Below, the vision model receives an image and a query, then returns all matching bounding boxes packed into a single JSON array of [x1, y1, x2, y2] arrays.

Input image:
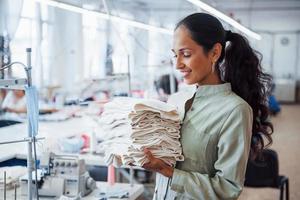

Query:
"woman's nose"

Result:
[[175, 57, 185, 69]]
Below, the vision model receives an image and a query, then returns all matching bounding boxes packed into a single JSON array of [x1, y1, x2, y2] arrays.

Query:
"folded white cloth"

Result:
[[133, 99, 180, 121], [97, 97, 184, 167]]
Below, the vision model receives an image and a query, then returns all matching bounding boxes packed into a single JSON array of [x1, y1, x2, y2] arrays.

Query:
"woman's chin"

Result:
[[183, 79, 195, 85]]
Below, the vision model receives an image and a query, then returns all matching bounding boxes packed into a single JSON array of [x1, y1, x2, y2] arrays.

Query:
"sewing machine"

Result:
[[20, 152, 96, 198]]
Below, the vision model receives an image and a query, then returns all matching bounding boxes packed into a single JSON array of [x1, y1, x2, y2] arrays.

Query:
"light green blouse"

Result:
[[153, 83, 253, 200]]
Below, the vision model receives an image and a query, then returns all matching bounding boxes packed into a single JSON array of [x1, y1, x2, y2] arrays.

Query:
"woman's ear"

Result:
[[210, 43, 222, 62]]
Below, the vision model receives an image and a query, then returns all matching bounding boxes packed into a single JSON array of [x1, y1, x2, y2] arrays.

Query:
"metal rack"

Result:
[[83, 55, 133, 98], [0, 48, 39, 200], [80, 72, 132, 100]]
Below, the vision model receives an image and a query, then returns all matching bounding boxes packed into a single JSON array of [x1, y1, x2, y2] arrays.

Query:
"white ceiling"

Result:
[[77, 0, 300, 11], [57, 0, 300, 28]]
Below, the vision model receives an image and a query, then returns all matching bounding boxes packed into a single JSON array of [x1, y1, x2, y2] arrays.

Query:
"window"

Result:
[[10, 0, 51, 87]]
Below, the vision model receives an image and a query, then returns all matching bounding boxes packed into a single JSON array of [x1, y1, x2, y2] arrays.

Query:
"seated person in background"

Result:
[[155, 74, 178, 102], [2, 90, 26, 114], [0, 89, 7, 105], [268, 82, 281, 115], [0, 90, 26, 127]]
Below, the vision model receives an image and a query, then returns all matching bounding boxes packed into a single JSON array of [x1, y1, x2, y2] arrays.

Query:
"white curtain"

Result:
[[0, 0, 24, 38], [47, 5, 83, 93]]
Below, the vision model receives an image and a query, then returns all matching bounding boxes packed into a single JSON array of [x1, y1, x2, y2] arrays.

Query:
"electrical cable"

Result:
[[33, 137, 39, 200]]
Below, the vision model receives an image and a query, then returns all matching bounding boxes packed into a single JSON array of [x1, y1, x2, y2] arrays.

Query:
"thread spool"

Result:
[[107, 164, 115, 186]]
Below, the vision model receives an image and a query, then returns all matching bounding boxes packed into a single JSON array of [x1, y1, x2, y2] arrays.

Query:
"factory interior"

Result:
[[0, 0, 299, 199]]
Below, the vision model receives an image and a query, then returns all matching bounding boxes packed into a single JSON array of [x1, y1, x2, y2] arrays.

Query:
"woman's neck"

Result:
[[197, 72, 222, 86]]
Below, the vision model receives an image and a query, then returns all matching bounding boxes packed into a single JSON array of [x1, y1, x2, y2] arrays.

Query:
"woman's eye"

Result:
[[183, 53, 191, 57]]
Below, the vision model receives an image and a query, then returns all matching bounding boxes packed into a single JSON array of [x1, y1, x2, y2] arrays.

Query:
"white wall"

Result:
[[231, 8, 300, 80], [273, 33, 298, 79], [137, 3, 300, 81]]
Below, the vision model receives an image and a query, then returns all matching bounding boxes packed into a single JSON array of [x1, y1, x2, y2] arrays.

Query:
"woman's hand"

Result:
[[3, 107, 26, 114], [142, 149, 174, 178]]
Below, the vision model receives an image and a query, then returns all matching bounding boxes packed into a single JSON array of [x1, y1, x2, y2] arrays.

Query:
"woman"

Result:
[[155, 74, 179, 102], [2, 90, 26, 114], [142, 13, 273, 199], [0, 90, 26, 127]]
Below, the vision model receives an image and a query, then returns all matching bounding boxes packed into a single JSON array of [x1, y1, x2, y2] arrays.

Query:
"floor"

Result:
[[240, 104, 300, 200], [139, 105, 300, 200]]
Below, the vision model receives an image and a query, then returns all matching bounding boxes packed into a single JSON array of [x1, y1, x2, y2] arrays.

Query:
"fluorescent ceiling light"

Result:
[[185, 0, 262, 40], [33, 0, 173, 35]]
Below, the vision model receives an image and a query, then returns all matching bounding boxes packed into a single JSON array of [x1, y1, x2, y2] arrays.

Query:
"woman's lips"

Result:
[[180, 69, 192, 78]]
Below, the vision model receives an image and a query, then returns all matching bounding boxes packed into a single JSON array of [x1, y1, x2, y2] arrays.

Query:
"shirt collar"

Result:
[[194, 83, 232, 98]]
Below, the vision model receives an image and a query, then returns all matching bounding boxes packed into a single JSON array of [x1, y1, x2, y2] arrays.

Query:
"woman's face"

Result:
[[13, 90, 25, 98], [172, 25, 215, 85]]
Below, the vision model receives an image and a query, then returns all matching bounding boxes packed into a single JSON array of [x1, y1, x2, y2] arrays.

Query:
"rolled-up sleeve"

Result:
[[170, 104, 253, 199]]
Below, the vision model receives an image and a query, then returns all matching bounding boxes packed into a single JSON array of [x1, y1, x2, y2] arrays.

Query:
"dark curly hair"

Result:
[[176, 13, 273, 160]]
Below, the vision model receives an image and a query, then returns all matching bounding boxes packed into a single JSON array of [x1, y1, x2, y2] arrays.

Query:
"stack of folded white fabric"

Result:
[[95, 98, 136, 166], [96, 97, 184, 167]]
